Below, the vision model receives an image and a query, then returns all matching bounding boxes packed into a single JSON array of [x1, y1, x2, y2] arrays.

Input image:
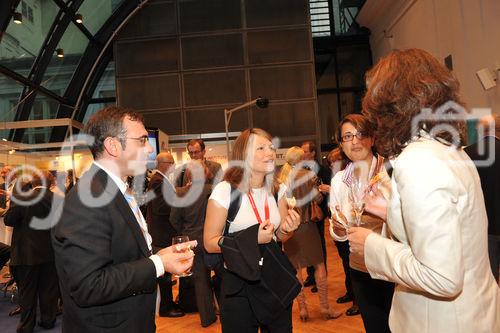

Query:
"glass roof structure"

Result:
[[0, 0, 137, 144]]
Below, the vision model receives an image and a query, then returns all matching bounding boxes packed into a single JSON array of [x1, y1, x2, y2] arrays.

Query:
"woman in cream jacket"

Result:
[[348, 49, 500, 333]]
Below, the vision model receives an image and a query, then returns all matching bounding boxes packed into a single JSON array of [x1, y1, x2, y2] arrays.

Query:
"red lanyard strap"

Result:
[[247, 191, 269, 224]]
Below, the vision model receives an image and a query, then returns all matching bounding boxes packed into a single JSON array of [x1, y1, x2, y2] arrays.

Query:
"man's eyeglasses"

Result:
[[188, 150, 202, 156], [124, 135, 149, 145], [341, 132, 367, 142]]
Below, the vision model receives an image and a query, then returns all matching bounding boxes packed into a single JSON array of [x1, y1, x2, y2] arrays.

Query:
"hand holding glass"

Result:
[[171, 235, 193, 277], [350, 178, 367, 226]]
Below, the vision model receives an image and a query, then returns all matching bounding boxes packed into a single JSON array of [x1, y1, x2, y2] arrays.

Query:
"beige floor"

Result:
[[157, 235, 365, 333]]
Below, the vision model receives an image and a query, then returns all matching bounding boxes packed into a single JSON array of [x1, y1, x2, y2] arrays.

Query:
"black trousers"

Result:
[[11, 263, 59, 333], [220, 286, 292, 333], [488, 235, 500, 282], [154, 246, 176, 313], [306, 219, 327, 279], [0, 242, 10, 268], [192, 251, 216, 326], [335, 240, 355, 302], [350, 268, 394, 333]]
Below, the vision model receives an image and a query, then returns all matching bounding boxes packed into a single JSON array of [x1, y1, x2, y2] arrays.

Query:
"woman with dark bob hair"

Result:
[[348, 49, 500, 333]]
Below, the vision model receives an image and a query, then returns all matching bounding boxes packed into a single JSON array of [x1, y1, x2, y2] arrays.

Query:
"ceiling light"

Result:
[[2, 138, 7, 142], [13, 12, 22, 24], [75, 13, 83, 24], [56, 48, 64, 58]]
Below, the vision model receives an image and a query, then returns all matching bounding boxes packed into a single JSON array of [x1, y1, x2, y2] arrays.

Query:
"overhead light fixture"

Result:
[[75, 13, 83, 24], [13, 12, 22, 24], [2, 138, 7, 142], [8, 149, 15, 155], [56, 48, 64, 58]]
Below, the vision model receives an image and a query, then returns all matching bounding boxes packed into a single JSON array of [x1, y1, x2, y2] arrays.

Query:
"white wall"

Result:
[[358, 0, 500, 113]]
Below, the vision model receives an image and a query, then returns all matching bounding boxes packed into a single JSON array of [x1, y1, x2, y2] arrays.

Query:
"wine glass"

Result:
[[350, 177, 367, 227], [171, 235, 193, 277]]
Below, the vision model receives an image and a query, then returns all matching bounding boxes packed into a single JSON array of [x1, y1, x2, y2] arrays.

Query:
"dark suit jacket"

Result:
[[146, 171, 177, 248], [52, 164, 158, 333], [177, 159, 222, 186], [465, 136, 500, 236], [170, 183, 211, 248], [4, 188, 55, 266]]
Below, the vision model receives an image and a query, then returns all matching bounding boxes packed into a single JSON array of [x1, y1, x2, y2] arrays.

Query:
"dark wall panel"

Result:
[[250, 65, 315, 100], [183, 70, 246, 107], [117, 74, 180, 110], [253, 102, 316, 138], [179, 0, 241, 33], [182, 34, 244, 70], [143, 110, 182, 135], [116, 38, 178, 75], [119, 1, 177, 38], [245, 0, 309, 28], [248, 28, 311, 64]]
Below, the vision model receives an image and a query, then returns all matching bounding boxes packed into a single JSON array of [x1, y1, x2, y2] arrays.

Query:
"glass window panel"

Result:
[[92, 61, 116, 98], [0, 1, 59, 76], [83, 102, 116, 124], [78, 0, 125, 35], [41, 23, 89, 93], [22, 126, 66, 144], [0, 74, 24, 140]]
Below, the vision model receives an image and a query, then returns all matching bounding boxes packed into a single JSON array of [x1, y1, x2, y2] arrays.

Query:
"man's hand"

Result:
[[258, 220, 274, 244], [157, 240, 197, 276], [347, 227, 373, 265]]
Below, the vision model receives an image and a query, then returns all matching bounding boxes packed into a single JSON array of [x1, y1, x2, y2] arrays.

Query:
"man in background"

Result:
[[146, 151, 184, 317], [465, 114, 500, 283], [178, 139, 222, 187]]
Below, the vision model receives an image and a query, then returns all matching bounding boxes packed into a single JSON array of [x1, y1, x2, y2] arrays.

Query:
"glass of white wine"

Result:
[[171, 235, 193, 277], [350, 177, 367, 227]]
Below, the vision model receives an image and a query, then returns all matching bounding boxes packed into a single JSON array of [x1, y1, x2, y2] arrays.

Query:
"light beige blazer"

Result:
[[365, 137, 500, 333]]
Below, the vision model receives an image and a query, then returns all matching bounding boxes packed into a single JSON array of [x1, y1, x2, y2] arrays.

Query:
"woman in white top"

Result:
[[204, 128, 300, 332], [348, 48, 500, 333], [329, 114, 394, 333]]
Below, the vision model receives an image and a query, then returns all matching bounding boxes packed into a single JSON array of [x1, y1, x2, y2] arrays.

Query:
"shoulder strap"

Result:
[[224, 185, 242, 235]]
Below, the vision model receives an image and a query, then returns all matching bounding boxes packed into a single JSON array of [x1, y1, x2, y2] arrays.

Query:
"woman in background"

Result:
[[279, 146, 341, 322], [329, 114, 394, 333]]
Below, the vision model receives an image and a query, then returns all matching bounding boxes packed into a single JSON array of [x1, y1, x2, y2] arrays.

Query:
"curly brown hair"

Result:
[[362, 49, 467, 158]]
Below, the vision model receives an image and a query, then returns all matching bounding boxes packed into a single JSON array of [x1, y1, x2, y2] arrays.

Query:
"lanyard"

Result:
[[247, 191, 269, 224]]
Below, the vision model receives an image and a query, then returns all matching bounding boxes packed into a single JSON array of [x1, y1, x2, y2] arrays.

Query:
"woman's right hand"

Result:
[[258, 220, 275, 244], [364, 185, 388, 221]]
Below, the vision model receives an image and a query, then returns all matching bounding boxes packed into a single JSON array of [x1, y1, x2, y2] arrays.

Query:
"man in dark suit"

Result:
[[5, 172, 59, 332], [465, 114, 500, 282], [146, 151, 184, 317], [52, 106, 196, 332], [178, 139, 222, 187]]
